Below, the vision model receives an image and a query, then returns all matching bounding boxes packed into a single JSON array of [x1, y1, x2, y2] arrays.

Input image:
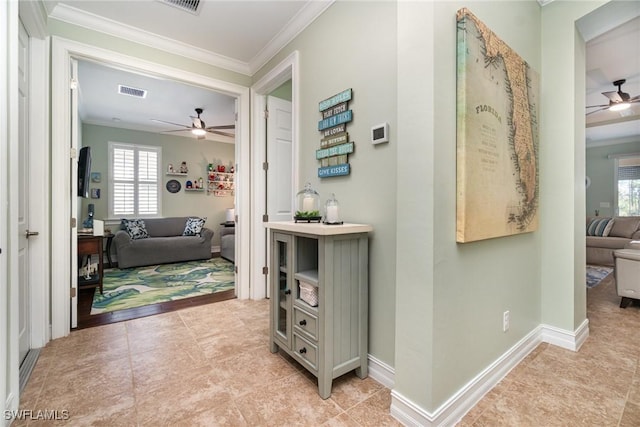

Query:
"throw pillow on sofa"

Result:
[[121, 218, 149, 240], [587, 217, 613, 237], [183, 217, 207, 236]]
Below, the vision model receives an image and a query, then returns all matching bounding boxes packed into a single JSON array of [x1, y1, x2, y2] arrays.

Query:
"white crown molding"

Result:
[[19, 0, 49, 39], [248, 0, 334, 75], [49, 3, 252, 76], [537, 0, 556, 6]]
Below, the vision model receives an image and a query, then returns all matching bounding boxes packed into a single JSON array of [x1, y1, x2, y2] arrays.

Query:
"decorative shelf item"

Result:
[[207, 163, 235, 197], [295, 183, 321, 222]]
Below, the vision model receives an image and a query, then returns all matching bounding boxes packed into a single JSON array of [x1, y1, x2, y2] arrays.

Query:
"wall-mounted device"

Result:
[[371, 123, 389, 145]]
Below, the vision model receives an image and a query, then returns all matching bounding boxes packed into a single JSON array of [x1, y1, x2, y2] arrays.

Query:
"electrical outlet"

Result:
[[503, 310, 510, 332]]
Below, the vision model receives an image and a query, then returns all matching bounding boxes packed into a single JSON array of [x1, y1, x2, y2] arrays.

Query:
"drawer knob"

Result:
[[299, 347, 307, 354], [284, 289, 291, 295], [299, 319, 307, 326]]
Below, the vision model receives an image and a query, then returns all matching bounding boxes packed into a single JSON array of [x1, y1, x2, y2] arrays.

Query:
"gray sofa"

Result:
[[220, 227, 235, 263], [587, 216, 640, 266], [114, 217, 213, 269]]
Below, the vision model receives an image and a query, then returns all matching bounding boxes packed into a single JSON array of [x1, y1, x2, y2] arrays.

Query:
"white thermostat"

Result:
[[371, 123, 389, 145]]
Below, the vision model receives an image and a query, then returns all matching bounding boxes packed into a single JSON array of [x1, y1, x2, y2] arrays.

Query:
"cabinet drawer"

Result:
[[293, 308, 318, 340], [293, 333, 318, 371]]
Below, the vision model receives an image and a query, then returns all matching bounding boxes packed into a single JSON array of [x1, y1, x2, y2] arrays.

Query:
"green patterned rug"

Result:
[[91, 258, 235, 314]]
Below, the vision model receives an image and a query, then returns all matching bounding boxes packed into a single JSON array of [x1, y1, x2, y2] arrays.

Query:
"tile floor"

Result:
[[16, 271, 640, 426], [459, 272, 640, 426], [16, 298, 401, 426]]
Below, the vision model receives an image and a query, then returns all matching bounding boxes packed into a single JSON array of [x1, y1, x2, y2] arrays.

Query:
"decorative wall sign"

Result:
[[318, 110, 353, 131], [90, 172, 101, 183], [90, 188, 101, 199], [322, 123, 346, 138], [317, 89, 354, 178], [456, 8, 539, 243], [318, 89, 352, 111]]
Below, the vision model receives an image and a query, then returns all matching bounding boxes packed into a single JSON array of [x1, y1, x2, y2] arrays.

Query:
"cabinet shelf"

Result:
[[166, 172, 188, 176], [295, 270, 318, 286], [184, 188, 205, 192]]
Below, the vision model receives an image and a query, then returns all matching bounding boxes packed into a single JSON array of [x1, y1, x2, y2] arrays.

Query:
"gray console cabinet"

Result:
[[266, 222, 372, 399]]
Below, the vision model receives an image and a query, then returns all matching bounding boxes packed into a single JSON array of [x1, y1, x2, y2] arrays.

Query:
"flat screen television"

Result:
[[77, 146, 91, 198]]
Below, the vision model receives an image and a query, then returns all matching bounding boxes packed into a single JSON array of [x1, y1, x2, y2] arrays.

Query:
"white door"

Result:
[[266, 96, 294, 221], [70, 58, 79, 328], [266, 96, 293, 298], [17, 20, 31, 363]]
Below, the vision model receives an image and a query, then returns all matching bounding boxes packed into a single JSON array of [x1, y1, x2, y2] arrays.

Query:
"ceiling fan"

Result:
[[586, 79, 640, 116], [151, 108, 235, 139]]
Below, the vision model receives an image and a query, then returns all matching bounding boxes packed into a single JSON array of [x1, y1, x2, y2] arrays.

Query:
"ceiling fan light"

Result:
[[609, 102, 631, 112], [192, 128, 206, 136]]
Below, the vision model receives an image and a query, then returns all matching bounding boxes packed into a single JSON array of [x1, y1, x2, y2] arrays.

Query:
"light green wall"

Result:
[[254, 1, 398, 365], [540, 0, 606, 331], [81, 124, 235, 247], [269, 79, 292, 101], [586, 141, 640, 217], [47, 19, 252, 87], [396, 0, 543, 411]]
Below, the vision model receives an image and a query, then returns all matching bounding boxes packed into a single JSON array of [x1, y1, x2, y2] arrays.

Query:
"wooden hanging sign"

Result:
[[318, 163, 350, 178], [321, 123, 346, 138], [319, 88, 352, 112], [316, 142, 354, 160], [318, 110, 352, 131], [322, 102, 349, 119], [321, 132, 348, 148]]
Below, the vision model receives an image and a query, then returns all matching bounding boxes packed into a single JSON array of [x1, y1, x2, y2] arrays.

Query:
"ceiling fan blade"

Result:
[[206, 129, 235, 138], [586, 107, 609, 116], [602, 91, 623, 103], [151, 118, 191, 129], [630, 95, 640, 102], [206, 124, 235, 130], [586, 104, 609, 108], [161, 129, 192, 133]]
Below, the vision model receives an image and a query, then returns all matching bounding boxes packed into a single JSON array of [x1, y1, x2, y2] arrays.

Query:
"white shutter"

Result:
[[112, 147, 135, 215], [109, 142, 161, 217]]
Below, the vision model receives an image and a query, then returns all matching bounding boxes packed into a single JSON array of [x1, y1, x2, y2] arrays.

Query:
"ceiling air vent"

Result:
[[118, 85, 147, 99], [160, 0, 201, 15]]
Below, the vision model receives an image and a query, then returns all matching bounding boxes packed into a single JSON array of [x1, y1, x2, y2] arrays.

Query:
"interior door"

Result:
[[70, 58, 79, 328], [266, 96, 294, 222], [17, 19, 31, 364], [266, 95, 293, 298]]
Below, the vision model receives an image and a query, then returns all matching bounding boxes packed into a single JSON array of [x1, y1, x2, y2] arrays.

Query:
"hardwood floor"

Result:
[[76, 255, 236, 329]]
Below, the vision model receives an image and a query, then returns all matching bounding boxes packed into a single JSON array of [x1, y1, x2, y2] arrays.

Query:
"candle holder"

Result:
[[295, 183, 321, 223], [323, 193, 343, 225]]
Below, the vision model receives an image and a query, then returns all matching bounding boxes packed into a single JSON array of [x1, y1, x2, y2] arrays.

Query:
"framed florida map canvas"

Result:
[[456, 8, 539, 243]]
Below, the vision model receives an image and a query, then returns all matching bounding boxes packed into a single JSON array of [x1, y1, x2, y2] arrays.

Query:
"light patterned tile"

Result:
[[346, 389, 403, 427]]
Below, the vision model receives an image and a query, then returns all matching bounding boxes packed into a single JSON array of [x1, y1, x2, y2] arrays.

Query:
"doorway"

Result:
[[250, 51, 299, 300], [50, 37, 251, 338]]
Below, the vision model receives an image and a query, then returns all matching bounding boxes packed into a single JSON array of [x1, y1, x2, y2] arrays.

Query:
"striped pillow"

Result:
[[587, 218, 613, 237]]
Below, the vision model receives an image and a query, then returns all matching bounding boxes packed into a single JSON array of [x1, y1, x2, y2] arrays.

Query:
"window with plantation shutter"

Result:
[[109, 142, 161, 218], [615, 156, 640, 216]]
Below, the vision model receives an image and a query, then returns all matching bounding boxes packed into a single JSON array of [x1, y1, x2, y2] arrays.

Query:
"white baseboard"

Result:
[[389, 321, 589, 426], [368, 354, 395, 389], [539, 319, 589, 351]]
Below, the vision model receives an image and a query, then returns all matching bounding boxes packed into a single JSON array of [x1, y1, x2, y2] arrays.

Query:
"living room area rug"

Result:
[[91, 258, 235, 314], [587, 265, 613, 288]]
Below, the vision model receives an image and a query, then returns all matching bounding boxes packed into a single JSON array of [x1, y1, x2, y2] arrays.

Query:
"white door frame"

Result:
[[250, 51, 299, 300], [50, 37, 251, 339], [18, 0, 53, 351]]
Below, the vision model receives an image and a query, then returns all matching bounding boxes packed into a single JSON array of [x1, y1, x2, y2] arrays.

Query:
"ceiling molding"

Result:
[[248, 0, 334, 75], [537, 0, 555, 7], [19, 0, 49, 39], [587, 115, 640, 129], [49, 3, 252, 76], [586, 135, 640, 149]]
